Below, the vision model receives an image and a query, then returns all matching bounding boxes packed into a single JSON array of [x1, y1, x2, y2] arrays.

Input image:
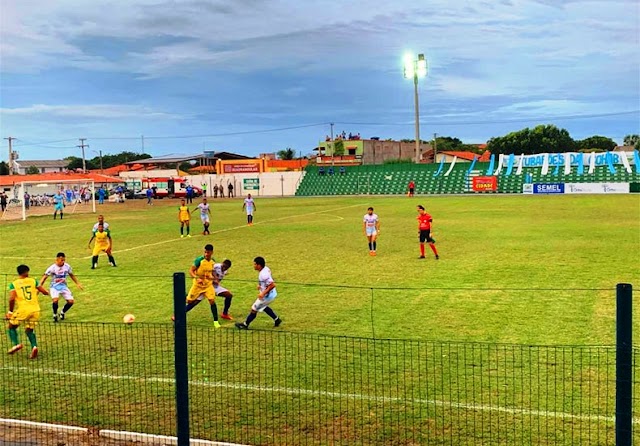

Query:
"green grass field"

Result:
[[1, 194, 638, 343], [0, 194, 639, 445]]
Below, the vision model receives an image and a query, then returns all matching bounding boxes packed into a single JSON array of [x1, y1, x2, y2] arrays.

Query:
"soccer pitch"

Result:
[[0, 194, 639, 445], [0, 194, 639, 344]]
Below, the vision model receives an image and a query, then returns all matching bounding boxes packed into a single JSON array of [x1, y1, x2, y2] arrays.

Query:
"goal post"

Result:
[[1, 179, 97, 221]]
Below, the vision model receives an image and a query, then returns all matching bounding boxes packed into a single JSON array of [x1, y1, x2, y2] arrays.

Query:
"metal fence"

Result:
[[0, 279, 635, 445]]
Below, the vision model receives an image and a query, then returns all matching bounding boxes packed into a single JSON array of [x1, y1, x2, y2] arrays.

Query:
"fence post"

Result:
[[173, 272, 190, 446], [616, 283, 632, 446]]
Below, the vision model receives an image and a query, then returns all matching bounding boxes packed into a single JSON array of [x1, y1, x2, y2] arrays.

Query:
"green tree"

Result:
[[333, 140, 345, 156], [487, 125, 575, 155], [26, 166, 41, 174], [623, 134, 639, 148], [65, 156, 96, 170], [277, 148, 295, 160], [434, 136, 464, 152], [0, 161, 8, 175], [575, 135, 617, 152], [87, 151, 152, 169]]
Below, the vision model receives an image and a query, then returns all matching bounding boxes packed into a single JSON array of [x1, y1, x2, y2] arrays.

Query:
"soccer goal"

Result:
[[0, 179, 96, 221]]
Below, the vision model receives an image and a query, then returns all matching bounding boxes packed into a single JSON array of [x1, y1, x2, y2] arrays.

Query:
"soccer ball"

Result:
[[123, 314, 136, 325]]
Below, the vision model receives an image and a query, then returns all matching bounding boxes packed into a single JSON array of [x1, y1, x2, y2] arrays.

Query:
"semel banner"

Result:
[[472, 176, 497, 192]]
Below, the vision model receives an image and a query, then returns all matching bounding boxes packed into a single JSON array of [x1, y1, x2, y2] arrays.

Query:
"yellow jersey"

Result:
[[179, 206, 190, 221], [9, 277, 41, 311], [95, 230, 110, 246], [192, 256, 214, 287]]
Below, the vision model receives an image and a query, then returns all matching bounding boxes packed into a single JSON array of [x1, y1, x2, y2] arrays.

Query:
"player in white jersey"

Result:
[[192, 198, 211, 235], [363, 207, 380, 256], [235, 256, 282, 330], [40, 252, 84, 322], [92, 214, 111, 234], [242, 194, 256, 225]]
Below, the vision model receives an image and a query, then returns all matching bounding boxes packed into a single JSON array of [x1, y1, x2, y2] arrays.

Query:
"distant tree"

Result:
[[623, 134, 639, 148], [26, 166, 40, 174], [277, 148, 295, 160], [333, 140, 345, 156], [87, 151, 152, 169], [0, 161, 8, 175], [65, 156, 96, 171], [434, 136, 464, 152], [575, 135, 617, 152], [487, 125, 575, 155]]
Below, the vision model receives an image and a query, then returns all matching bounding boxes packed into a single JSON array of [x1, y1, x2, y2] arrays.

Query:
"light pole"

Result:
[[403, 53, 427, 163]]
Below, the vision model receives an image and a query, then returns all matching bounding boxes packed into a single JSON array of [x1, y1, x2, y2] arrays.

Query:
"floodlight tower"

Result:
[[403, 53, 428, 163]]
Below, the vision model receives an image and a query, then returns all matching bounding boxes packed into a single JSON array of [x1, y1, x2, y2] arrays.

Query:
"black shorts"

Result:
[[419, 229, 434, 243], [409, 188, 415, 194]]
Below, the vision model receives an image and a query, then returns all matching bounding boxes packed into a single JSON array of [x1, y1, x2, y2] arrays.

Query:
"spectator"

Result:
[[146, 188, 153, 205], [24, 193, 30, 210], [219, 184, 225, 199], [201, 182, 208, 197], [328, 167, 335, 175], [318, 167, 325, 175], [98, 187, 106, 205], [228, 183, 234, 198], [213, 184, 219, 198], [186, 185, 194, 204], [152, 186, 158, 199], [339, 166, 346, 175]]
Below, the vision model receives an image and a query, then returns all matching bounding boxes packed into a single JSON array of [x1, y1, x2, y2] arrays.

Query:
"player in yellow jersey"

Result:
[[178, 199, 191, 238], [88, 223, 117, 269], [6, 264, 49, 359], [180, 244, 220, 328]]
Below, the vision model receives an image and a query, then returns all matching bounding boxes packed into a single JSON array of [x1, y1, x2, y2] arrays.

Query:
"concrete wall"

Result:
[[362, 140, 432, 164], [184, 172, 305, 197]]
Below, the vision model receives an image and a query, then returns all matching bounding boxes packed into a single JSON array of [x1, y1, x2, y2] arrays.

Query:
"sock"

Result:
[[8, 327, 19, 345], [62, 302, 73, 314], [60, 212, 63, 219], [53, 302, 59, 315], [108, 255, 116, 266], [186, 226, 190, 235], [250, 215, 253, 223], [264, 307, 278, 320], [223, 297, 232, 314], [420, 244, 425, 256], [185, 301, 200, 313], [209, 302, 219, 321], [368, 241, 372, 250], [180, 226, 184, 235], [373, 241, 377, 251], [26, 330, 37, 348], [92, 256, 98, 267], [245, 312, 257, 326], [429, 243, 439, 256]]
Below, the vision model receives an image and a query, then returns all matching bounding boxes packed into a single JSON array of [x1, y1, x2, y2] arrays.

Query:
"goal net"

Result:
[[1, 179, 96, 221]]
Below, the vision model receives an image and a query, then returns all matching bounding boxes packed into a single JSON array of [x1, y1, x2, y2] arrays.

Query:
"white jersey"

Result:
[[92, 222, 110, 233], [258, 266, 275, 293], [212, 263, 228, 282], [244, 198, 255, 213], [363, 213, 379, 228], [197, 203, 210, 217], [44, 263, 73, 290]]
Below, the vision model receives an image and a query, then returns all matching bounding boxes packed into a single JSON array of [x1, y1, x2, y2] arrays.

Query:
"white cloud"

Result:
[[0, 104, 183, 119]]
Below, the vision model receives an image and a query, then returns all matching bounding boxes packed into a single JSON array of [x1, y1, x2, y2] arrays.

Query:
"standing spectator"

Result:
[[235, 256, 282, 330], [1, 193, 7, 212], [201, 182, 208, 197], [219, 184, 225, 199], [146, 187, 153, 205], [98, 187, 106, 205], [227, 183, 234, 198], [408, 180, 415, 197], [24, 193, 30, 210], [213, 184, 219, 199], [152, 185, 158, 199], [417, 205, 439, 260], [186, 184, 194, 204]]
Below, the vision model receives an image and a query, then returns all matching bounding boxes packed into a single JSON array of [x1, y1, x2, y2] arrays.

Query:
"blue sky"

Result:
[[1, 0, 638, 160]]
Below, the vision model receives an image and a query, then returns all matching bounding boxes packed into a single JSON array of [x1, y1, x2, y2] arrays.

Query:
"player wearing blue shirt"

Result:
[[53, 190, 65, 219]]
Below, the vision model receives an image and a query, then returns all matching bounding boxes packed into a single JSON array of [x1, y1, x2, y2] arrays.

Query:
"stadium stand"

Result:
[[294, 161, 640, 196]]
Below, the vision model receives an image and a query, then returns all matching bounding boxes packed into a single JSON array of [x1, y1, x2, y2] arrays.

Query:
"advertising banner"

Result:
[[533, 183, 565, 194], [243, 178, 260, 190], [223, 163, 260, 173], [565, 183, 630, 194], [472, 176, 497, 192]]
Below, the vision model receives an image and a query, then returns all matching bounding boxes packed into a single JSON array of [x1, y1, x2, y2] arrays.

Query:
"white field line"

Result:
[[80, 203, 362, 259], [3, 365, 635, 425], [0, 417, 88, 433]]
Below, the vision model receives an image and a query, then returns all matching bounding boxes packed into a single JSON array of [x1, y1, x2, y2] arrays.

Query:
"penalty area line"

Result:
[[81, 203, 363, 259], [2, 365, 633, 425]]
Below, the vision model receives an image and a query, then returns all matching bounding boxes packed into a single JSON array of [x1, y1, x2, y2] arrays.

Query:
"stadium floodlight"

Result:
[[403, 53, 428, 164]]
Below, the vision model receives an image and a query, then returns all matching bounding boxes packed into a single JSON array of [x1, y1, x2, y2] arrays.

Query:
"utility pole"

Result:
[[5, 136, 15, 175], [78, 138, 89, 172], [99, 150, 104, 174], [330, 122, 334, 166], [433, 133, 438, 163]]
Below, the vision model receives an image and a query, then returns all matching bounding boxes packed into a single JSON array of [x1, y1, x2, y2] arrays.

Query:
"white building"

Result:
[[14, 160, 68, 175]]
